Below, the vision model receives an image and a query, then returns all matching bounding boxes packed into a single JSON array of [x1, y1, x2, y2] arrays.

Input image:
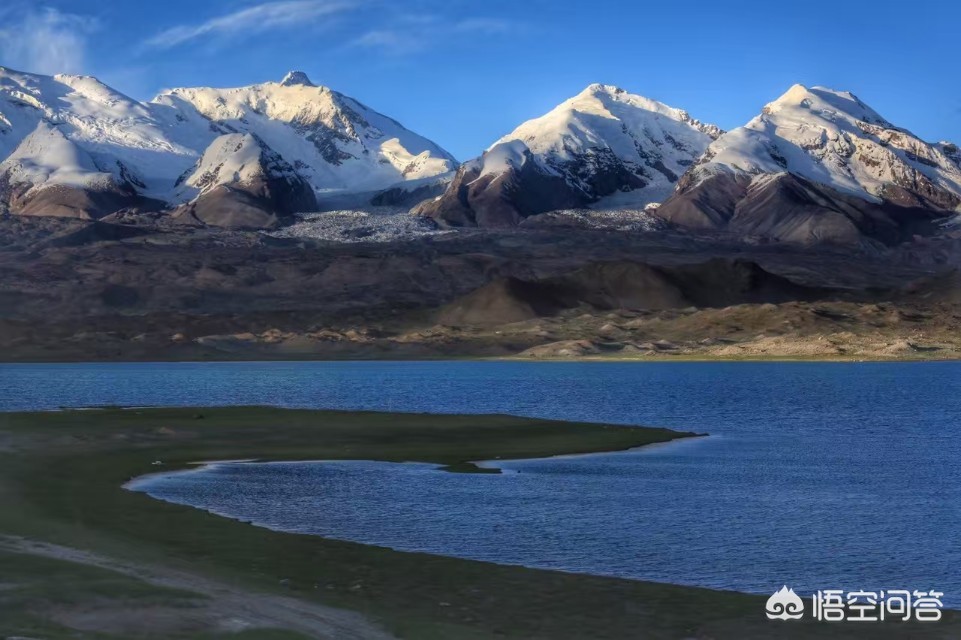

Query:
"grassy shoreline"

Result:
[[0, 407, 955, 639]]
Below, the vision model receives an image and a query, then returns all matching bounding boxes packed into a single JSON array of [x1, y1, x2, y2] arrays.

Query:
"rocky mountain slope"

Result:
[[4, 214, 960, 362], [656, 84, 961, 245], [436, 259, 832, 327], [0, 67, 455, 225], [417, 84, 721, 227], [170, 133, 318, 228]]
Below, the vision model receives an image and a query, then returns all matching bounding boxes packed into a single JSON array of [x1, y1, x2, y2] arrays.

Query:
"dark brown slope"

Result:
[[656, 172, 950, 246], [4, 215, 959, 361], [0, 174, 160, 221], [172, 139, 317, 230], [437, 259, 838, 327], [1, 216, 933, 325], [415, 154, 585, 228], [173, 180, 314, 230]]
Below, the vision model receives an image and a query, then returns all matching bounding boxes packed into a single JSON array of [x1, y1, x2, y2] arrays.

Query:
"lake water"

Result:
[[3, 361, 960, 601]]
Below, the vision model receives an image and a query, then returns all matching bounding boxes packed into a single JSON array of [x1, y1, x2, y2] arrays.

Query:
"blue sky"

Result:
[[0, 0, 958, 160]]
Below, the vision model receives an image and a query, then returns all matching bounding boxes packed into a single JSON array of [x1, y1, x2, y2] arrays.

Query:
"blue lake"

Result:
[[3, 361, 960, 601]]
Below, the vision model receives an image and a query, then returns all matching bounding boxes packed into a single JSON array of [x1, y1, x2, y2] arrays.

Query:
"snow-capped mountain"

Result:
[[0, 68, 183, 218], [171, 133, 317, 228], [417, 84, 721, 227], [656, 84, 961, 245], [154, 71, 456, 195], [5, 66, 960, 240], [0, 67, 456, 225]]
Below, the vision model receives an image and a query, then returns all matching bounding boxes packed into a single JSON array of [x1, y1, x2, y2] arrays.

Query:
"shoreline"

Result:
[[2, 406, 956, 638], [2, 353, 961, 364], [124, 435, 717, 592], [0, 407, 712, 639]]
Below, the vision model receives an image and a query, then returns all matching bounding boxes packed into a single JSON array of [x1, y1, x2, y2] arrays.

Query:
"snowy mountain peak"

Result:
[[682, 83, 961, 207], [482, 84, 722, 204], [153, 76, 456, 193], [761, 84, 895, 129], [280, 71, 314, 87], [419, 86, 722, 227], [658, 84, 961, 245], [0, 67, 455, 222], [559, 84, 723, 141], [765, 83, 819, 109], [579, 83, 627, 97]]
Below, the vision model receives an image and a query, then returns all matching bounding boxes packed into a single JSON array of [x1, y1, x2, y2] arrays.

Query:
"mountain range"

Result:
[[2, 65, 960, 245], [422, 84, 961, 246], [0, 67, 455, 227]]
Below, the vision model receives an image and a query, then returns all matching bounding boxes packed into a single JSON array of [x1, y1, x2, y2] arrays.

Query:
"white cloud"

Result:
[[144, 0, 356, 50], [352, 29, 428, 55], [351, 16, 523, 56], [452, 18, 518, 35], [0, 7, 98, 75]]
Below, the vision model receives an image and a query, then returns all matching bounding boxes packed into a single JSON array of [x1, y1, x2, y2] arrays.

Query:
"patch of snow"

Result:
[[0, 121, 113, 190], [478, 140, 530, 179], [187, 134, 263, 185]]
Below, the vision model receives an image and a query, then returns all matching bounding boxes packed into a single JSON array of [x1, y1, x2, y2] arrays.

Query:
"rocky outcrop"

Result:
[[416, 144, 586, 227]]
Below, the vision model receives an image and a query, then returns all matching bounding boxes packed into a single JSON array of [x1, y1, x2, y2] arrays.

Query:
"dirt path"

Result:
[[0, 534, 395, 640]]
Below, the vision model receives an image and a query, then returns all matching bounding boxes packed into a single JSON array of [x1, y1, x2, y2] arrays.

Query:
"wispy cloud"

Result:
[[352, 30, 424, 55], [351, 16, 524, 55], [452, 18, 519, 35], [144, 0, 356, 50], [0, 6, 98, 75]]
